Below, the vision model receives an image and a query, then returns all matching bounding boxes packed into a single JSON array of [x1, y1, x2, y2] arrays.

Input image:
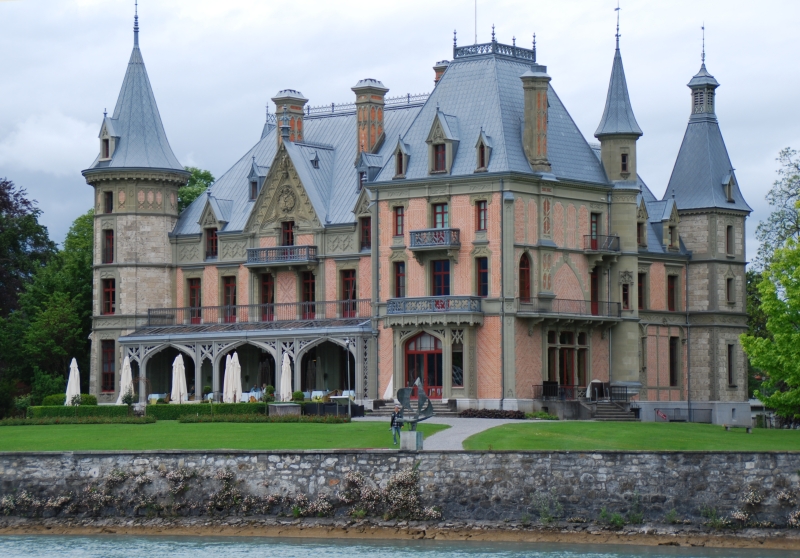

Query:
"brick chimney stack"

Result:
[[271, 89, 308, 146], [520, 67, 551, 172], [352, 79, 389, 154], [433, 60, 450, 86]]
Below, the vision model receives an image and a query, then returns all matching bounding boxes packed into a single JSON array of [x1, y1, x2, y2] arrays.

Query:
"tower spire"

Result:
[[134, 1, 139, 47], [701, 23, 706, 65], [615, 1, 621, 50]]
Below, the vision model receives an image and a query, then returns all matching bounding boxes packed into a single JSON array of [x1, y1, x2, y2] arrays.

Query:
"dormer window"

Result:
[[250, 181, 258, 201], [395, 151, 404, 176], [479, 144, 486, 169], [726, 177, 735, 202], [102, 138, 110, 159], [433, 144, 446, 172], [205, 228, 218, 259], [474, 130, 492, 172], [668, 226, 677, 249], [637, 222, 646, 247], [392, 139, 410, 179]]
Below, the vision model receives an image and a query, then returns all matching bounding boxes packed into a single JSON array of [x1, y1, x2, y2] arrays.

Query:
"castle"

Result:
[[84, 13, 751, 422]]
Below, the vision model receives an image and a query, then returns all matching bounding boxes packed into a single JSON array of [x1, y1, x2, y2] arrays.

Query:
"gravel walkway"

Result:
[[353, 416, 519, 450]]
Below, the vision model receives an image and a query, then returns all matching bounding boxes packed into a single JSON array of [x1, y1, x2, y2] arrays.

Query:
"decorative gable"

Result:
[[353, 187, 372, 218], [425, 109, 459, 174], [636, 198, 649, 222], [98, 117, 119, 161]]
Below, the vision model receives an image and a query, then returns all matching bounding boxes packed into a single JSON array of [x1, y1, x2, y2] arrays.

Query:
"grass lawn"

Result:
[[463, 421, 800, 452], [0, 421, 449, 452]]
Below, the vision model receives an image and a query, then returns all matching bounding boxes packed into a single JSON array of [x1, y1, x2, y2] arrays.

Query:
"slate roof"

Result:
[[665, 64, 751, 213], [85, 30, 185, 173], [595, 48, 643, 138]]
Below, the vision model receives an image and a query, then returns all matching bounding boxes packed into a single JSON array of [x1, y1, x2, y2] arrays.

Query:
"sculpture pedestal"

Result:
[[400, 430, 423, 451]]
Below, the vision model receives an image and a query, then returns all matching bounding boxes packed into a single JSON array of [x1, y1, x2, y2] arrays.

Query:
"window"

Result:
[[261, 274, 274, 321], [395, 151, 404, 176], [223, 276, 237, 323], [188, 278, 202, 324], [590, 213, 600, 249], [727, 344, 735, 386], [433, 203, 448, 228], [341, 269, 357, 317], [394, 206, 404, 236], [360, 217, 371, 250], [281, 221, 295, 246], [726, 225, 734, 255], [101, 340, 115, 393], [668, 226, 677, 248], [693, 90, 705, 113], [432, 260, 450, 296], [590, 271, 599, 315], [102, 138, 110, 159], [669, 337, 679, 387], [667, 275, 677, 311], [622, 283, 630, 310], [205, 228, 218, 259], [104, 191, 114, 214], [433, 144, 446, 172], [637, 222, 646, 246], [621, 153, 628, 173], [102, 229, 114, 264], [476, 257, 489, 297], [102, 279, 115, 315], [727, 277, 735, 304], [478, 144, 486, 169], [301, 271, 315, 319], [250, 181, 258, 200], [476, 200, 487, 231], [452, 341, 464, 388], [519, 254, 531, 302], [394, 262, 406, 298], [638, 273, 646, 310]]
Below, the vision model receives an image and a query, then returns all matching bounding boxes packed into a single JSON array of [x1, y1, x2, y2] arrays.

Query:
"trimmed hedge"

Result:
[[458, 409, 525, 419], [178, 414, 350, 424], [28, 405, 128, 418], [146, 402, 267, 420], [40, 393, 98, 406], [1, 416, 155, 426]]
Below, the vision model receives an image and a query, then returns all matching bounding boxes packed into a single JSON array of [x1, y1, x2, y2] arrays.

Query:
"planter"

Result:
[[268, 403, 301, 417]]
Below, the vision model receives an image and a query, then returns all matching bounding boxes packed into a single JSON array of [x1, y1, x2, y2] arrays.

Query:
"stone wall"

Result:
[[2, 450, 800, 525]]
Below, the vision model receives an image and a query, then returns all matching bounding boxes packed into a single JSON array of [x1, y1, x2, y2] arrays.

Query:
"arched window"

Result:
[[519, 254, 531, 303]]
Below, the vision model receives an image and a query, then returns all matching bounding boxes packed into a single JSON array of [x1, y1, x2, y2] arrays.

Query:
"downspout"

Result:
[[607, 191, 612, 388], [685, 259, 691, 422], [372, 187, 380, 402], [499, 178, 505, 410]]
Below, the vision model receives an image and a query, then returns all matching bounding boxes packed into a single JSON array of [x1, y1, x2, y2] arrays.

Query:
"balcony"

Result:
[[245, 246, 318, 267], [583, 235, 620, 252], [409, 228, 460, 251], [385, 296, 483, 327], [147, 299, 371, 328], [517, 298, 621, 324]]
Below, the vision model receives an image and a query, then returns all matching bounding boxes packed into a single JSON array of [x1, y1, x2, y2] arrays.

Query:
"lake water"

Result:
[[0, 536, 794, 558]]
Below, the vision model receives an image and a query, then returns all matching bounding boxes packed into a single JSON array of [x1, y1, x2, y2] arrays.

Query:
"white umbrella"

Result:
[[64, 358, 81, 406], [382, 373, 394, 401], [170, 354, 188, 403], [280, 353, 292, 402], [115, 356, 134, 405], [231, 352, 243, 403], [222, 354, 233, 403]]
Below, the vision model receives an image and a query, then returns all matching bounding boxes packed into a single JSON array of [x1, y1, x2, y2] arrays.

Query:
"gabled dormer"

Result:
[[426, 108, 459, 174], [636, 196, 649, 248], [247, 157, 269, 201], [355, 152, 383, 189], [721, 173, 736, 203], [198, 192, 232, 230], [474, 128, 492, 172], [661, 199, 680, 250], [391, 137, 410, 179], [98, 116, 119, 161]]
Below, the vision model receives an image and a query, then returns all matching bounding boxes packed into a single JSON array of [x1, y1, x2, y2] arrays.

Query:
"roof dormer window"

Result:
[[426, 109, 459, 175], [474, 129, 492, 172], [395, 151, 403, 176], [392, 138, 410, 179], [250, 181, 258, 201], [310, 151, 319, 169], [102, 139, 110, 159], [433, 144, 446, 172]]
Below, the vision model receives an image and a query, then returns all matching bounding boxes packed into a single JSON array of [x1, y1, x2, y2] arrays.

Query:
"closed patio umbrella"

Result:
[[64, 358, 81, 406], [115, 356, 134, 405], [280, 352, 292, 402], [222, 354, 233, 403], [231, 352, 243, 403], [170, 354, 188, 403]]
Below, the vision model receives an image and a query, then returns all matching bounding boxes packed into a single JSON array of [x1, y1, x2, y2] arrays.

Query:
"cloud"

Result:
[[0, 112, 97, 176]]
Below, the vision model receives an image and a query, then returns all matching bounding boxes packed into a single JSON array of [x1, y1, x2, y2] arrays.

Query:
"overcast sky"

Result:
[[1, 0, 798, 258]]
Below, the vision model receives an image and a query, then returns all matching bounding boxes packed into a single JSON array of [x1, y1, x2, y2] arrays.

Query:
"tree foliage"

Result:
[[178, 166, 214, 213], [754, 148, 800, 268], [745, 270, 769, 397], [741, 242, 800, 417], [0, 178, 56, 317]]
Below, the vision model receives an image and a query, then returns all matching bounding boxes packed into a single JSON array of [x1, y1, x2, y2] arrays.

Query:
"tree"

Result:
[[23, 291, 84, 376], [0, 178, 56, 317], [745, 270, 769, 397], [178, 166, 214, 213], [754, 148, 800, 268], [741, 241, 800, 417]]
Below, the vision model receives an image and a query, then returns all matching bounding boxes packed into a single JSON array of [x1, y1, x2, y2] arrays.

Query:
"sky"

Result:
[[0, 0, 798, 258]]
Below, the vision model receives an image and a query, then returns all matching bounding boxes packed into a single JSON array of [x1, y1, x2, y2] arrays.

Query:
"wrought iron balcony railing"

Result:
[[387, 296, 482, 315], [533, 384, 585, 401], [246, 246, 318, 266], [147, 299, 370, 327], [583, 235, 620, 252], [409, 228, 460, 250], [517, 298, 621, 318], [453, 41, 536, 62]]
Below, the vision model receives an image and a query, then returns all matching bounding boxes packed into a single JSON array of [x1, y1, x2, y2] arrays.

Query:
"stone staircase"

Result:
[[367, 400, 459, 418], [593, 402, 639, 422]]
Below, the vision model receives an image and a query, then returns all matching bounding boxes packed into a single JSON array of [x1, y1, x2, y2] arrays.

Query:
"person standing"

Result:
[[390, 405, 403, 445]]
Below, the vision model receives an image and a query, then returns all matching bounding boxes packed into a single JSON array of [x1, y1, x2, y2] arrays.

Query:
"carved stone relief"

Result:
[[178, 245, 199, 262], [619, 271, 634, 284], [220, 241, 246, 260], [328, 234, 353, 254]]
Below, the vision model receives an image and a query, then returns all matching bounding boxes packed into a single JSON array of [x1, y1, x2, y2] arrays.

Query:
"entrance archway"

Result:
[[299, 341, 355, 393], [219, 344, 276, 398], [145, 347, 195, 399], [405, 332, 443, 399]]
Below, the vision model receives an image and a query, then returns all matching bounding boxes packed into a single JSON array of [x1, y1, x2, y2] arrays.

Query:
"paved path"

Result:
[[354, 416, 519, 450]]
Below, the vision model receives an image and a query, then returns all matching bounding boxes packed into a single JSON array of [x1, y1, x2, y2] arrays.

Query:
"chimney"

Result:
[[433, 60, 450, 86], [520, 67, 551, 172], [271, 89, 308, 146], [352, 79, 389, 154]]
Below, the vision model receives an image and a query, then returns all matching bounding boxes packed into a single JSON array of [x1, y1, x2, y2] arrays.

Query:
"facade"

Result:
[[85, 16, 752, 421]]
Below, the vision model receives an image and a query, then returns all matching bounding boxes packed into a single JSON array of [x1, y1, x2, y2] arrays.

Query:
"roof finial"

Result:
[[532, 33, 537, 63], [453, 29, 457, 48], [103, 108, 107, 118], [701, 23, 706, 65], [615, 1, 621, 50], [491, 24, 496, 42], [134, 0, 139, 47], [512, 36, 516, 47]]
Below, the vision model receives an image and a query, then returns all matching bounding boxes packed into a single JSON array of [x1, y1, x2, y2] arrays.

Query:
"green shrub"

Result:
[[146, 402, 266, 420], [292, 391, 305, 402], [0, 416, 155, 426], [29, 368, 65, 406], [28, 405, 128, 418], [40, 393, 97, 406], [265, 385, 275, 395], [178, 414, 350, 424], [525, 411, 559, 420]]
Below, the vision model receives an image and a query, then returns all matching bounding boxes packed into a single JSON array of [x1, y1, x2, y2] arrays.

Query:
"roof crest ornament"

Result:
[[701, 23, 706, 65], [453, 29, 457, 48], [491, 24, 496, 43], [533, 33, 536, 63], [615, 0, 621, 50], [134, 0, 139, 47]]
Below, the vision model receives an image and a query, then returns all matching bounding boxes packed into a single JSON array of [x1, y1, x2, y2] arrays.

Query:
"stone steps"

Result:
[[593, 403, 639, 422]]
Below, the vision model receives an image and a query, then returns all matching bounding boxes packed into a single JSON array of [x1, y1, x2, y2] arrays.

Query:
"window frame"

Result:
[[476, 257, 489, 298], [104, 191, 114, 214], [667, 275, 677, 312], [360, 217, 371, 251], [726, 225, 734, 256], [205, 227, 218, 259], [281, 221, 295, 246], [726, 277, 735, 304], [621, 153, 629, 173], [395, 151, 404, 176], [102, 229, 114, 264], [476, 200, 487, 232], [637, 273, 646, 310], [301, 271, 316, 319], [478, 143, 486, 169], [222, 276, 237, 323], [101, 340, 115, 393], [519, 254, 531, 302], [431, 259, 451, 296], [727, 344, 735, 386], [433, 144, 446, 172], [393, 206, 404, 237], [433, 203, 449, 229], [250, 180, 258, 201], [622, 283, 630, 310], [669, 336, 679, 387], [101, 278, 116, 315], [394, 261, 406, 298], [188, 278, 202, 324]]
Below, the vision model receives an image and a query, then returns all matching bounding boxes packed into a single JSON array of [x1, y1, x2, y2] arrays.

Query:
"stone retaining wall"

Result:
[[1, 450, 799, 525]]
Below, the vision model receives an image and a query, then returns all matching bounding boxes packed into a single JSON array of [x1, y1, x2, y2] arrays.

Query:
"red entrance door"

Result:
[[406, 333, 443, 399]]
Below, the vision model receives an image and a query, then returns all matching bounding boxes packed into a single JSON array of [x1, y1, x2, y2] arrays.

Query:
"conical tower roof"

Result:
[[85, 12, 185, 172], [595, 47, 642, 138]]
